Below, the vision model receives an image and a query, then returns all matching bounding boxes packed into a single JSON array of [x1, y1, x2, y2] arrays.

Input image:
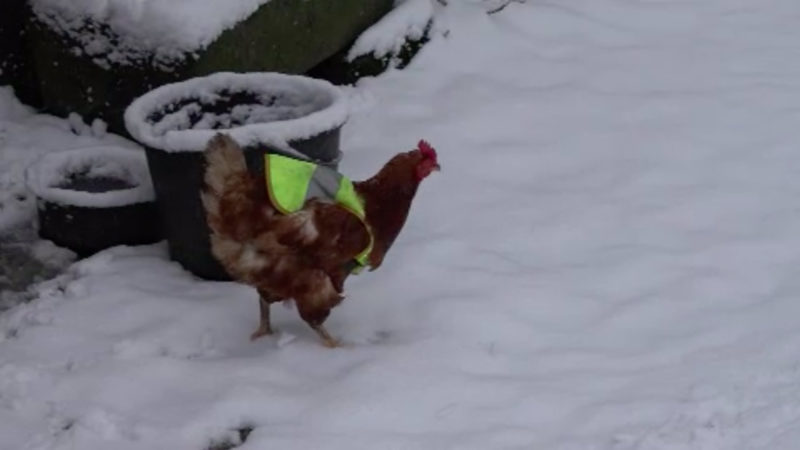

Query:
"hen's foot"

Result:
[[249, 325, 273, 341], [313, 325, 340, 348]]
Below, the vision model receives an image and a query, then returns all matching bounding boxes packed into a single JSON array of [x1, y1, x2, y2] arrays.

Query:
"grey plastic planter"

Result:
[[124, 72, 348, 280], [26, 147, 160, 257]]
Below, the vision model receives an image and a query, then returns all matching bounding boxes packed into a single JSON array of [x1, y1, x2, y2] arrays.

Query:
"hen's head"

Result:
[[413, 140, 441, 181], [368, 140, 440, 188]]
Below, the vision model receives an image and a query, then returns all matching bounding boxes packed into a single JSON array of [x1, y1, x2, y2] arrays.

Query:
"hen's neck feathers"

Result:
[[354, 155, 422, 265]]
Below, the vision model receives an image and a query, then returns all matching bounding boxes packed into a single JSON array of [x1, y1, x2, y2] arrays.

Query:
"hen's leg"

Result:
[[250, 290, 279, 341], [290, 270, 344, 347]]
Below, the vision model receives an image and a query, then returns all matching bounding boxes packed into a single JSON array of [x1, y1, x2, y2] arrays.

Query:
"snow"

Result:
[[30, 0, 271, 68], [26, 146, 154, 208], [0, 239, 75, 312], [347, 0, 434, 62], [7, 0, 800, 449], [124, 72, 348, 159]]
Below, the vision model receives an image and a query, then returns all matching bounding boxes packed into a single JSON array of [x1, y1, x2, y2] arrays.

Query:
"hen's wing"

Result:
[[239, 201, 367, 297], [253, 200, 370, 272]]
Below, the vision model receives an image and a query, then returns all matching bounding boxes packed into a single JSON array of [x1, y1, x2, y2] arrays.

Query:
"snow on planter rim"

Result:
[[26, 146, 155, 208], [124, 72, 348, 158]]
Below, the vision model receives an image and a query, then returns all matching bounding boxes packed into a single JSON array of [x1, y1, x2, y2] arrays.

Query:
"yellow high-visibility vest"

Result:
[[264, 153, 373, 272]]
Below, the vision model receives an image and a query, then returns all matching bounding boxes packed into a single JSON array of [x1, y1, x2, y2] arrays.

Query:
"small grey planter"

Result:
[[26, 147, 160, 257]]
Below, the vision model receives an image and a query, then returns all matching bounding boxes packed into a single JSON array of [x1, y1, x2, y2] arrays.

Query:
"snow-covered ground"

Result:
[[5, 0, 800, 448]]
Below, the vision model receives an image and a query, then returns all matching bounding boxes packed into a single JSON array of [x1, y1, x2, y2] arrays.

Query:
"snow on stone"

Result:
[[124, 72, 348, 158], [0, 88, 34, 121], [8, 1, 800, 449], [26, 146, 154, 208], [348, 0, 434, 62], [30, 0, 271, 68]]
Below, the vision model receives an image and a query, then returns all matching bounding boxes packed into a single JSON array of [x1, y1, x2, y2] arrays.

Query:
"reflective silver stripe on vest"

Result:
[[305, 164, 343, 203]]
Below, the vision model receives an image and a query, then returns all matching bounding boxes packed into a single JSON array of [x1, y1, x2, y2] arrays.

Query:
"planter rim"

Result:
[[124, 72, 348, 158], [26, 146, 155, 208]]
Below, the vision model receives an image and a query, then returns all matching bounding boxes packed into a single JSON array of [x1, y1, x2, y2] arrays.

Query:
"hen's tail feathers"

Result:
[[201, 133, 259, 242]]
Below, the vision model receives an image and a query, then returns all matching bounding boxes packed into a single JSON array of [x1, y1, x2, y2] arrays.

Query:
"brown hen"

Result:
[[201, 134, 439, 347]]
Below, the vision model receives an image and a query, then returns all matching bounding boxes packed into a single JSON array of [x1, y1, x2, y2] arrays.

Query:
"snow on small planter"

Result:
[[124, 72, 348, 280], [26, 146, 161, 257]]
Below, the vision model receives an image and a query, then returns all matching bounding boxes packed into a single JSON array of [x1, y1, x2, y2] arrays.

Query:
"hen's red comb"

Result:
[[418, 139, 437, 160]]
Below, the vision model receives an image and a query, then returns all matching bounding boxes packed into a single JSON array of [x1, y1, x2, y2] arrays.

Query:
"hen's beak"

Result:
[[434, 163, 441, 172]]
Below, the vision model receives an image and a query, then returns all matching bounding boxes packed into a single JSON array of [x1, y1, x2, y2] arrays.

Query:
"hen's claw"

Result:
[[321, 337, 341, 348]]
